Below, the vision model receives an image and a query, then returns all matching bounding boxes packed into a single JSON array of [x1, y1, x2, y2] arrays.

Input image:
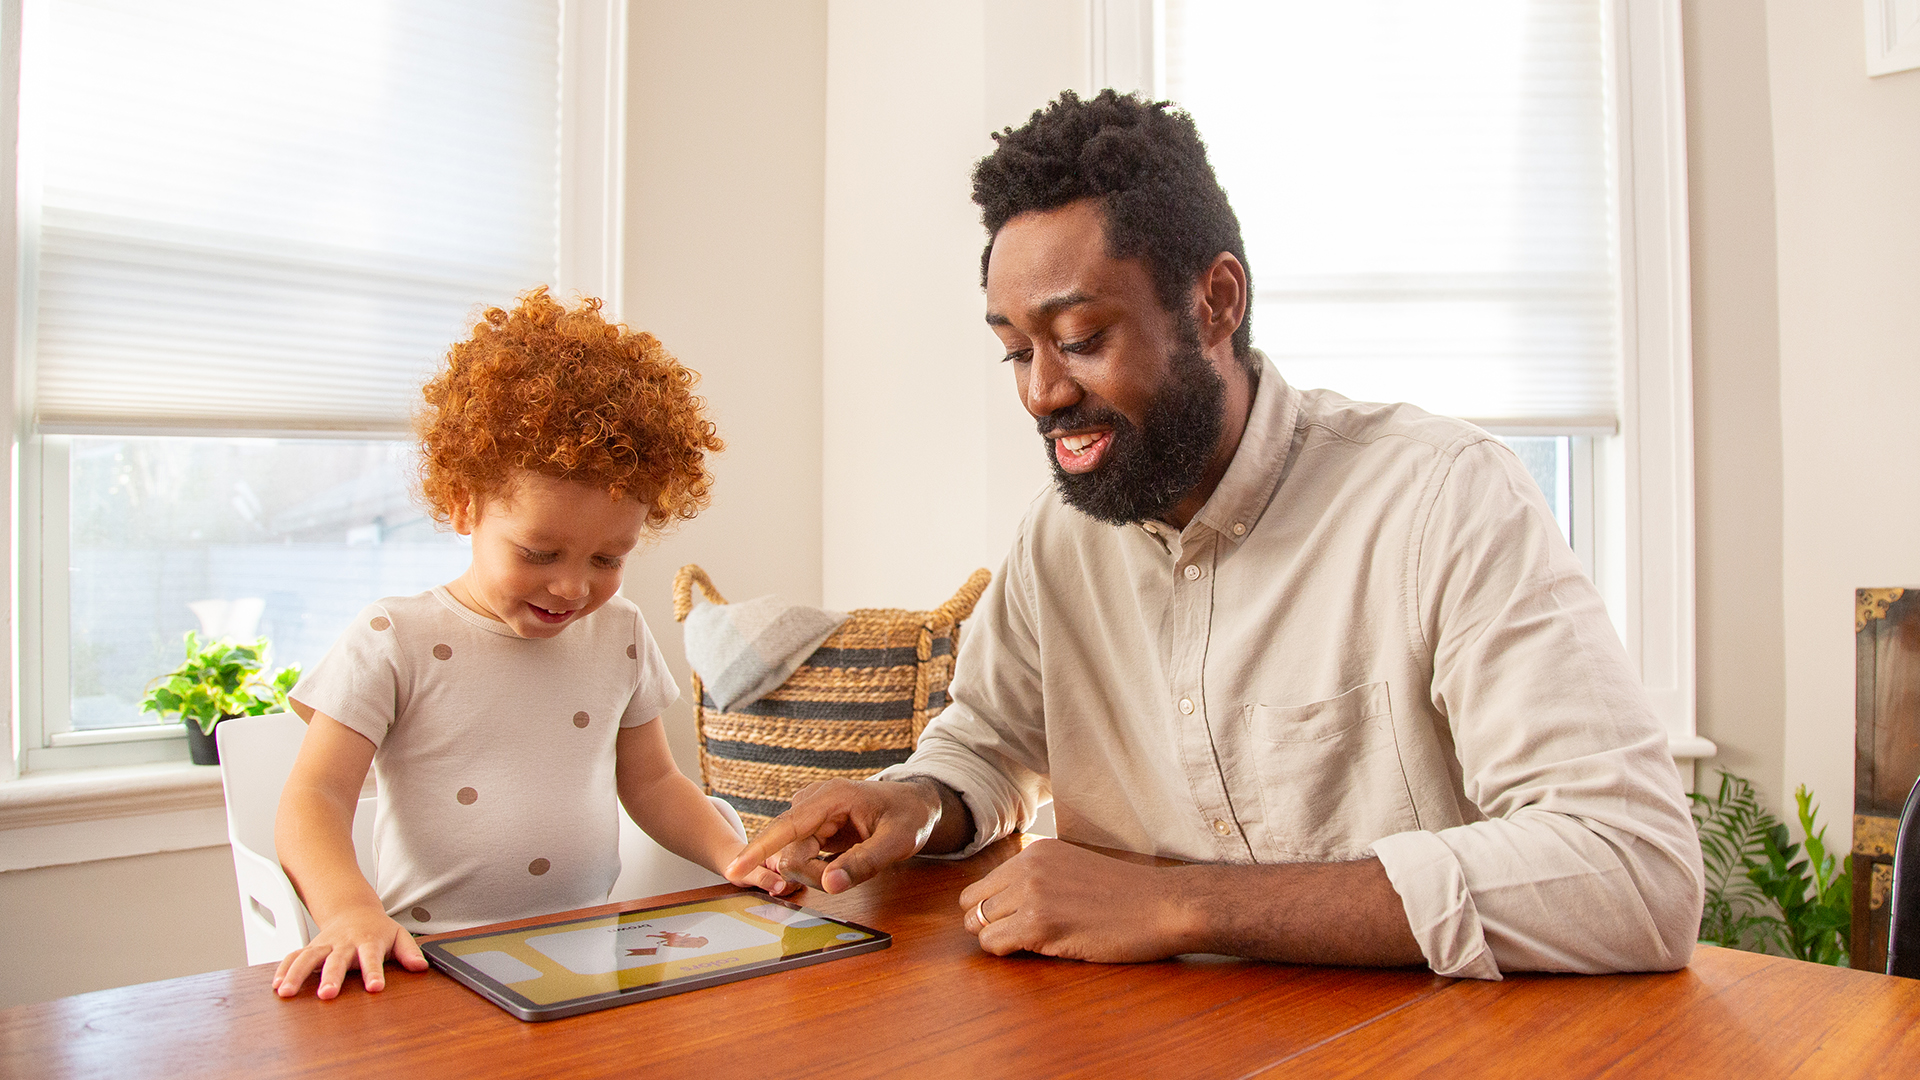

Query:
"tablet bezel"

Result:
[[420, 891, 891, 1021]]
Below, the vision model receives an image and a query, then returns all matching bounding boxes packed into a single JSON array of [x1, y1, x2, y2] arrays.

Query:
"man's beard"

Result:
[[1038, 322, 1226, 526]]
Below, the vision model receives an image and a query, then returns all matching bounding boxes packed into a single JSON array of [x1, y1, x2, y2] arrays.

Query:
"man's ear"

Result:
[[1193, 251, 1248, 350]]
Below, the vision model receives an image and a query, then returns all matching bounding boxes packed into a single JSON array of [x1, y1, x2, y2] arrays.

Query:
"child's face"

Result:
[[447, 471, 648, 639]]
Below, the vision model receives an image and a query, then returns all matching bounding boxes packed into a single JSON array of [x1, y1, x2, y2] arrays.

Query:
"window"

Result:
[[7, 0, 629, 774], [1099, 0, 1701, 751]]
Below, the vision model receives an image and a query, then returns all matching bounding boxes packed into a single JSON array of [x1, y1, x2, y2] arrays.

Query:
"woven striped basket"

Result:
[[673, 564, 991, 838]]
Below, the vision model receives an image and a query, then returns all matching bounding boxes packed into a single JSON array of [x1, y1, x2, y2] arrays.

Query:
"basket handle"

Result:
[[932, 568, 992, 629], [673, 564, 728, 622]]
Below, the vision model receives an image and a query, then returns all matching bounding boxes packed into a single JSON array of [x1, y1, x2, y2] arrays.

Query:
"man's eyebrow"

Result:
[[983, 291, 1098, 326]]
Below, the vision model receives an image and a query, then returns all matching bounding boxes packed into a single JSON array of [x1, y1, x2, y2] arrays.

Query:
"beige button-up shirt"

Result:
[[879, 355, 1703, 979]]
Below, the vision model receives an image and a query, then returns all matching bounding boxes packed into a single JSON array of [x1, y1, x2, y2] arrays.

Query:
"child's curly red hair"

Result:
[[415, 288, 723, 529]]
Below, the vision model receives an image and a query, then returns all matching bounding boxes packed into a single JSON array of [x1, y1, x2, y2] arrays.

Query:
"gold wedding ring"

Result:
[[974, 898, 992, 927]]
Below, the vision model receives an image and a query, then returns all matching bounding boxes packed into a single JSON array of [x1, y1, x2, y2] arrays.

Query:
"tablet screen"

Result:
[[422, 891, 890, 1020]]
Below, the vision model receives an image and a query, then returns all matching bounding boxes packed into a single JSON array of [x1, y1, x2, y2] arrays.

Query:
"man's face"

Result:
[[984, 199, 1226, 525]]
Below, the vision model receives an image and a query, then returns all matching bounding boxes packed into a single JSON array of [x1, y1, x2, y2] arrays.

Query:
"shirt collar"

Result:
[[1184, 350, 1299, 547]]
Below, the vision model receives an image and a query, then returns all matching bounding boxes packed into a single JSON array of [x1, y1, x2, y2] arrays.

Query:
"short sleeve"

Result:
[[289, 602, 406, 748], [618, 607, 680, 727]]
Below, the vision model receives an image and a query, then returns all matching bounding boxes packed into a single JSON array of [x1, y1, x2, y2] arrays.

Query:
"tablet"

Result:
[[420, 891, 891, 1021]]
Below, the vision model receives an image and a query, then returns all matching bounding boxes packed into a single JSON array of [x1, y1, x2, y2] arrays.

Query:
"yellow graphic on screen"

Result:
[[439, 894, 877, 1007]]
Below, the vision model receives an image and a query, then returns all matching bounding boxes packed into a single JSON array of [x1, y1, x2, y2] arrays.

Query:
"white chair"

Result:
[[217, 712, 377, 967], [215, 712, 743, 967]]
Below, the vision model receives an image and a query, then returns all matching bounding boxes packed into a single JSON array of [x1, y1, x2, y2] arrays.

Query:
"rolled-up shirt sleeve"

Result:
[[875, 535, 1051, 857], [1373, 440, 1704, 978]]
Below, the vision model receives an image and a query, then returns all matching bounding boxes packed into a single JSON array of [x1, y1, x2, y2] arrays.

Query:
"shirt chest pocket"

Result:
[[1240, 681, 1418, 862]]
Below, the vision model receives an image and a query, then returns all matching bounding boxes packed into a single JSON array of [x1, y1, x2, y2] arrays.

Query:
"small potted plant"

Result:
[[142, 631, 301, 765]]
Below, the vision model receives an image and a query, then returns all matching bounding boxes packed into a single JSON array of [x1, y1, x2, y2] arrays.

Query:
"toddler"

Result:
[[272, 288, 785, 1001]]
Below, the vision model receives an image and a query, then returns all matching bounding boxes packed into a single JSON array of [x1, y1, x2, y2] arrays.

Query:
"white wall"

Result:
[[1766, 2, 1920, 822], [818, 0, 1080, 613], [1682, 0, 1787, 812], [0, 847, 245, 1007], [621, 0, 828, 778]]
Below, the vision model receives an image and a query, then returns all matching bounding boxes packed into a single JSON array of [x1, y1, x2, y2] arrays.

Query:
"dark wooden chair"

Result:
[[1887, 775, 1920, 978]]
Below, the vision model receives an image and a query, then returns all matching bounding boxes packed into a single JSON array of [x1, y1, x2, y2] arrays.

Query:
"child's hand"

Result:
[[272, 908, 428, 1000], [726, 847, 795, 896]]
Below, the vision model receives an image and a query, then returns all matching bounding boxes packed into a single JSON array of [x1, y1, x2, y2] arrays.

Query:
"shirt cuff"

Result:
[[1370, 829, 1502, 981], [871, 761, 1024, 859]]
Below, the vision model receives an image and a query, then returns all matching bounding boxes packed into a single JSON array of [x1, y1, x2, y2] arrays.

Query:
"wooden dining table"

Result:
[[6, 834, 1919, 1079]]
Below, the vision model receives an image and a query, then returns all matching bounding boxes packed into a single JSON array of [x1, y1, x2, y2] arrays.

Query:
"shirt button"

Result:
[[1211, 819, 1232, 836], [1232, 522, 1247, 536], [1178, 697, 1195, 715], [1183, 564, 1201, 581]]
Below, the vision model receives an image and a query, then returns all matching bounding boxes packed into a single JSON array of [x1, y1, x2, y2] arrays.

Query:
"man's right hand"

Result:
[[725, 778, 968, 894]]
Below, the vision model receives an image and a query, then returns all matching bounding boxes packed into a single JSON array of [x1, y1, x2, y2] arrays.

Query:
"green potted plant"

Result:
[[1691, 771, 1852, 965], [142, 631, 301, 765]]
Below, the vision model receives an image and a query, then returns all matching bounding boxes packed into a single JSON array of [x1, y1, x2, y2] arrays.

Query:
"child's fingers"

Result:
[[742, 864, 788, 894], [358, 942, 388, 992], [394, 928, 430, 972], [316, 943, 360, 1001], [282, 944, 339, 999], [272, 951, 299, 994]]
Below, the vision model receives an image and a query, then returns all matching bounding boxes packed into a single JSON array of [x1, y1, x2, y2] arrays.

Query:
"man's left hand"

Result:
[[957, 839, 1195, 963]]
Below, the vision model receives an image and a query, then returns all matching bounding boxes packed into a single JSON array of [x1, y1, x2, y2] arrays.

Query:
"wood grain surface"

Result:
[[4, 837, 1915, 1079]]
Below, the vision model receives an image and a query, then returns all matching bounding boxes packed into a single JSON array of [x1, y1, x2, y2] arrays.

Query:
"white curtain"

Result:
[[1164, 0, 1618, 430], [22, 0, 562, 432]]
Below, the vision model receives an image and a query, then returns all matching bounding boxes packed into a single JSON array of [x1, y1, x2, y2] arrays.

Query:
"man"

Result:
[[730, 90, 1702, 978]]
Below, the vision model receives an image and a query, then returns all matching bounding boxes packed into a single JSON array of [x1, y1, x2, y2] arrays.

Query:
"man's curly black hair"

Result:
[[971, 89, 1253, 367]]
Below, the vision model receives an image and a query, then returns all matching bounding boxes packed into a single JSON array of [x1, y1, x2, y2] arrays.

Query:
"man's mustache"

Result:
[[1036, 403, 1131, 438]]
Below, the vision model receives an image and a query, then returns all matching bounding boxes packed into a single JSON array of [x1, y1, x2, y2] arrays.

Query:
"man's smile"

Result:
[[1051, 430, 1113, 473]]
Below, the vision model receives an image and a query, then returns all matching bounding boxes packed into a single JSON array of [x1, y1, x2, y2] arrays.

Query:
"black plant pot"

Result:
[[185, 719, 221, 766]]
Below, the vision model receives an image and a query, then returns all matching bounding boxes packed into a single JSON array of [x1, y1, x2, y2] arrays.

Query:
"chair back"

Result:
[[1888, 776, 1920, 977], [216, 713, 375, 964], [216, 713, 304, 861]]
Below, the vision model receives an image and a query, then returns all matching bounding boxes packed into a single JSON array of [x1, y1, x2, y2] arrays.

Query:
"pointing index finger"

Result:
[[728, 800, 843, 877]]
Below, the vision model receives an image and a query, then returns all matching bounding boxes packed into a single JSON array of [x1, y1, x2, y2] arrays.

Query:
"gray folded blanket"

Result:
[[681, 594, 848, 712]]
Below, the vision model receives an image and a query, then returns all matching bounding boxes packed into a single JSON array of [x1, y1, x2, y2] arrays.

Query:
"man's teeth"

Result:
[[1059, 433, 1100, 454]]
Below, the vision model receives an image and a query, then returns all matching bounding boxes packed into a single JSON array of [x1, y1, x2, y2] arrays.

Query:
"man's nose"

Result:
[[1021, 345, 1081, 419]]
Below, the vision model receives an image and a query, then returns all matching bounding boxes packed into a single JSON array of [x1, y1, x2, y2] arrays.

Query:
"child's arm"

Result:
[[272, 705, 428, 999], [615, 718, 790, 895]]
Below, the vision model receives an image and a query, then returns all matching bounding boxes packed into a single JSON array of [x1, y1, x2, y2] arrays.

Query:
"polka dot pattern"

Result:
[[573, 711, 590, 728], [528, 858, 551, 876], [370, 616, 391, 631], [433, 643, 453, 660], [457, 787, 478, 805], [627, 644, 638, 659], [410, 906, 431, 923]]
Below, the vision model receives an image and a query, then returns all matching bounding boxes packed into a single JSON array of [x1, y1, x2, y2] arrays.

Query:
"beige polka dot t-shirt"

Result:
[[290, 586, 678, 934]]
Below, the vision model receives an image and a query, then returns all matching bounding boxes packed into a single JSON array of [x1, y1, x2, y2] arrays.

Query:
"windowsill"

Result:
[[0, 762, 229, 872], [1669, 734, 1716, 760]]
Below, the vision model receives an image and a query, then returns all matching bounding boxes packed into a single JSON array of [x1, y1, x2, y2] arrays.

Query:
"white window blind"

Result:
[[1163, 0, 1619, 430], [21, 0, 561, 433]]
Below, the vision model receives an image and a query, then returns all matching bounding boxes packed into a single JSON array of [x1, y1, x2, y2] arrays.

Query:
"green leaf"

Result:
[[1690, 771, 1784, 952]]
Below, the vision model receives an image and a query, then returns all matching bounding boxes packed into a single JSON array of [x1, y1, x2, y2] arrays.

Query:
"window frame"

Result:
[[1098, 0, 1708, 762], [2, 0, 631, 781]]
